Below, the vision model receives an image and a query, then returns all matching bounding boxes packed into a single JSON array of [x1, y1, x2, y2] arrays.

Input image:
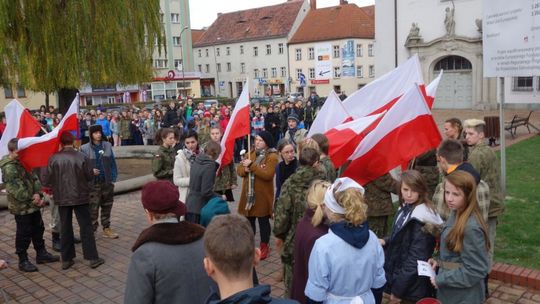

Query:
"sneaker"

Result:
[[260, 243, 270, 260], [62, 260, 74, 270], [36, 252, 60, 264], [88, 258, 105, 269], [102, 228, 119, 239], [19, 260, 38, 272]]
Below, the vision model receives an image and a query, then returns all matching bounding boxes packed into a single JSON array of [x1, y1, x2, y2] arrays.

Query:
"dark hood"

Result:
[[206, 285, 273, 304], [330, 221, 370, 249]]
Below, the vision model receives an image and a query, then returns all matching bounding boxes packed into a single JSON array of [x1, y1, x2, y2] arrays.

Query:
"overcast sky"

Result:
[[189, 0, 375, 29]]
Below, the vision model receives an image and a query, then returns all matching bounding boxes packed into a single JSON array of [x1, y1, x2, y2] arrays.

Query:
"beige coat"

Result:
[[173, 150, 191, 203]]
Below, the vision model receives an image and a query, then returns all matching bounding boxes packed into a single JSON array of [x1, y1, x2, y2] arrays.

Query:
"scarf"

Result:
[[246, 149, 266, 211]]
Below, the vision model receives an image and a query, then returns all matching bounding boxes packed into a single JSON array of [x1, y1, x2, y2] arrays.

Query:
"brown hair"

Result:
[[308, 180, 331, 226], [399, 170, 435, 211], [299, 147, 320, 166], [298, 138, 320, 159], [60, 131, 75, 145], [445, 118, 463, 139], [437, 139, 464, 164], [7, 138, 18, 152], [444, 171, 490, 253], [204, 214, 254, 279], [277, 138, 295, 153], [203, 140, 221, 160], [463, 119, 486, 134], [310, 133, 329, 155]]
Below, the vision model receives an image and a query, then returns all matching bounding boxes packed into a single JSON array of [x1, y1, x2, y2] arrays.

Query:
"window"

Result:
[[369, 65, 375, 77], [278, 43, 284, 54], [205, 64, 210, 73], [309, 68, 315, 79], [172, 36, 181, 46], [217, 63, 221, 72], [227, 62, 231, 72], [205, 49, 209, 57], [171, 13, 179, 23], [197, 64, 202, 72], [281, 67, 287, 77], [368, 44, 373, 57], [266, 44, 272, 55], [174, 59, 183, 69], [216, 47, 220, 56], [226, 47, 230, 56], [333, 67, 341, 78], [308, 47, 314, 60], [160, 13, 164, 23], [295, 48, 302, 61], [198, 49, 202, 57], [240, 45, 244, 54], [296, 69, 303, 80], [513, 77, 534, 91], [356, 44, 363, 57], [154, 59, 168, 68], [434, 56, 472, 71], [271, 67, 277, 78], [262, 68, 268, 78], [4, 87, 13, 98], [356, 65, 363, 78], [253, 46, 258, 56], [254, 69, 260, 78], [241, 63, 245, 74], [333, 45, 340, 58]]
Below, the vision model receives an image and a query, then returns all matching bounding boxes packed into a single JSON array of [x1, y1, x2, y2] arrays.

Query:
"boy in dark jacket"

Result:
[[204, 214, 298, 304]]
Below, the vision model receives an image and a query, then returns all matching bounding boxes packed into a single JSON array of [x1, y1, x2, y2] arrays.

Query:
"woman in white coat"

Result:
[[173, 130, 199, 203]]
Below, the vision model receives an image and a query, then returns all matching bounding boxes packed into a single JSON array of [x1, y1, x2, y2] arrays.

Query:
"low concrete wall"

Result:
[[113, 145, 159, 159]]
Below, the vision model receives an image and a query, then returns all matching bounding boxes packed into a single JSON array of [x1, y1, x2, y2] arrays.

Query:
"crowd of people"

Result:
[[0, 93, 503, 304]]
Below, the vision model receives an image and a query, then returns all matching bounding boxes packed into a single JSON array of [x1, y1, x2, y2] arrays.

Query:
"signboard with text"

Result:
[[315, 43, 332, 80], [483, 0, 540, 77], [342, 40, 355, 77]]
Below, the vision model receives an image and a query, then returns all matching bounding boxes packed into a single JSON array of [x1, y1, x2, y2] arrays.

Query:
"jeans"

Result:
[[58, 205, 99, 261]]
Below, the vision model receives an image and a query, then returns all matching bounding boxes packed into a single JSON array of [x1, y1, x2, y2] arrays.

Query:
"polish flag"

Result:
[[0, 100, 43, 179], [425, 70, 443, 109], [217, 82, 251, 168], [343, 84, 442, 185], [342, 54, 424, 118], [16, 96, 80, 170], [307, 90, 352, 137], [325, 112, 385, 168]]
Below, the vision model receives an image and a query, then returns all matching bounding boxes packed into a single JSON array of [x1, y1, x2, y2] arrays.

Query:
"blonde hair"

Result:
[[298, 138, 320, 159], [327, 188, 368, 226], [308, 180, 331, 226], [463, 118, 485, 129]]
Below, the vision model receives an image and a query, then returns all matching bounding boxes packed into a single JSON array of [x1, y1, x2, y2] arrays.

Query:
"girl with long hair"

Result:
[[430, 171, 490, 304], [275, 139, 298, 199], [382, 170, 443, 303]]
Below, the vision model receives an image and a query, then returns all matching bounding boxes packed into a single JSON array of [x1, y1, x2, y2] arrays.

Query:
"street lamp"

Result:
[[179, 25, 189, 99], [212, 37, 222, 97]]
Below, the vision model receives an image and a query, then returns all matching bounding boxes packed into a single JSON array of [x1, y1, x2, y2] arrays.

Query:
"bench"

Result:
[[504, 111, 534, 138]]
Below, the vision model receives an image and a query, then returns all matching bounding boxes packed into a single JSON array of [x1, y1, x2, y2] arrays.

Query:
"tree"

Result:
[[0, 0, 164, 113]]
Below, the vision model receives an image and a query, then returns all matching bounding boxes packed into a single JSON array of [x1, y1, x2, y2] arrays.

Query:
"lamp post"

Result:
[[179, 25, 189, 99], [212, 37, 221, 97]]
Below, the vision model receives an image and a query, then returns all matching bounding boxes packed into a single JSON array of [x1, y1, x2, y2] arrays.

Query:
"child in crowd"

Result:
[[305, 177, 386, 304], [430, 171, 490, 304], [203, 214, 297, 304], [151, 128, 176, 182], [381, 170, 443, 303]]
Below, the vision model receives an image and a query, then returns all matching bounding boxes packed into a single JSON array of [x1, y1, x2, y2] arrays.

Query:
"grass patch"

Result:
[[494, 135, 540, 269]]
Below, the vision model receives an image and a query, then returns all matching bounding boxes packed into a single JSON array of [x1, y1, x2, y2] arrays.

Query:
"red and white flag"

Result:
[[16, 96, 80, 170], [343, 84, 442, 185], [342, 55, 424, 117], [325, 112, 385, 168], [217, 82, 251, 168], [307, 90, 352, 137], [425, 70, 443, 109]]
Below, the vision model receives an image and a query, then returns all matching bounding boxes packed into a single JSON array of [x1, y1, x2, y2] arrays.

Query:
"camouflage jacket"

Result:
[[0, 156, 42, 215], [363, 173, 397, 217], [411, 149, 440, 198], [119, 118, 132, 139], [273, 165, 325, 264], [214, 162, 237, 192], [152, 146, 176, 181], [468, 142, 505, 217], [320, 156, 337, 183]]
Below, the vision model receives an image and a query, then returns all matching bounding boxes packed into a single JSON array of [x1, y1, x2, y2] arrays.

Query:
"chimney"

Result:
[[310, 0, 316, 10], [217, 12, 222, 18], [339, 0, 348, 4]]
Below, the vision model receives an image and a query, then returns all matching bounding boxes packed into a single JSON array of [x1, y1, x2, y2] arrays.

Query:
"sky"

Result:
[[189, 0, 375, 29]]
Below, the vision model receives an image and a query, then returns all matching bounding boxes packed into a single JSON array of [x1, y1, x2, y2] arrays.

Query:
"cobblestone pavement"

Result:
[[0, 109, 539, 303]]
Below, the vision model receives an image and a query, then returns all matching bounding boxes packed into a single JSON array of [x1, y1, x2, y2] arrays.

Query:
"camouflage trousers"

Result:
[[282, 261, 293, 298], [89, 182, 115, 231], [368, 216, 389, 239]]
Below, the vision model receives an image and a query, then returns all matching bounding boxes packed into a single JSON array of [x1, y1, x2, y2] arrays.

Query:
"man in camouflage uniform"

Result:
[[363, 173, 398, 238], [210, 127, 237, 201], [273, 147, 325, 297], [311, 133, 337, 183], [80, 125, 119, 239], [0, 138, 59, 272], [119, 111, 132, 146], [464, 119, 504, 259], [410, 149, 439, 198]]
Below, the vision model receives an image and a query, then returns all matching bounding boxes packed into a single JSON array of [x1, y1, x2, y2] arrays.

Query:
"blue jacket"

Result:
[[96, 118, 112, 136], [206, 285, 298, 304]]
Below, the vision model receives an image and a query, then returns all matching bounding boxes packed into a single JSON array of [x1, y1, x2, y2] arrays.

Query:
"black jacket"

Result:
[[264, 112, 281, 134], [206, 285, 297, 304], [384, 204, 442, 302], [185, 153, 218, 214], [163, 107, 180, 127]]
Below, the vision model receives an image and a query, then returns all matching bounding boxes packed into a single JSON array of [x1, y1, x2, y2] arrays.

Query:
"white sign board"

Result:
[[483, 0, 540, 77], [315, 43, 332, 80]]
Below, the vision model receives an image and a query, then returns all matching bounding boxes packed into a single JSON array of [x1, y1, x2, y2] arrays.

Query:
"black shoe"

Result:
[[88, 258, 105, 269], [52, 233, 61, 252], [74, 236, 81, 244], [62, 260, 74, 270], [36, 252, 60, 264], [19, 260, 38, 272]]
